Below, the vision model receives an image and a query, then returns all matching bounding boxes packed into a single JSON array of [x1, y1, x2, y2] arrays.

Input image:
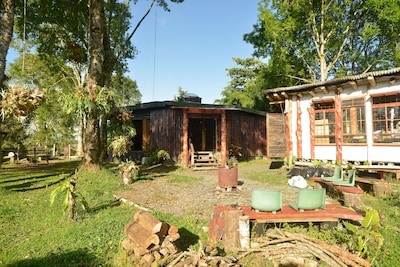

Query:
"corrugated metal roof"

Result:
[[125, 101, 266, 116], [264, 67, 400, 94]]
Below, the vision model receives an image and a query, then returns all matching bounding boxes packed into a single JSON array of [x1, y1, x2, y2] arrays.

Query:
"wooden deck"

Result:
[[309, 177, 364, 194], [209, 204, 364, 243], [354, 165, 400, 180], [241, 204, 363, 223]]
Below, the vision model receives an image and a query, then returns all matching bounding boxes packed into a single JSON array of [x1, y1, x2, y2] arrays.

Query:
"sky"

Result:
[[128, 0, 260, 104], [6, 0, 260, 105]]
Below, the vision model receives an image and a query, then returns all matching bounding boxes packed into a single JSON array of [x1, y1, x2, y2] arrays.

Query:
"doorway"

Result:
[[188, 118, 216, 152]]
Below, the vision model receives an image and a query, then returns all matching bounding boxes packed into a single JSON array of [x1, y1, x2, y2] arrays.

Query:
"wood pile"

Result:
[[122, 210, 180, 266], [237, 229, 371, 267]]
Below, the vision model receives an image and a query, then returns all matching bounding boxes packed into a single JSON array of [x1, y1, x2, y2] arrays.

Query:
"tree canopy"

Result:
[[244, 0, 400, 85], [217, 57, 269, 111]]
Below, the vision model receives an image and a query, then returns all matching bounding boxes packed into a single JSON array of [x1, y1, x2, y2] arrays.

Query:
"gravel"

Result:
[[115, 163, 333, 222]]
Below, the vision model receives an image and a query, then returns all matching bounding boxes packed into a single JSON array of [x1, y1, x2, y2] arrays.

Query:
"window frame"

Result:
[[372, 93, 400, 144], [313, 100, 336, 145], [342, 97, 366, 144]]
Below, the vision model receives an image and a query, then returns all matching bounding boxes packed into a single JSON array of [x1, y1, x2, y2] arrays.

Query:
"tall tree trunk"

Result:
[[0, 0, 15, 89], [84, 113, 101, 170], [0, 0, 15, 167], [85, 0, 106, 170], [76, 117, 84, 157]]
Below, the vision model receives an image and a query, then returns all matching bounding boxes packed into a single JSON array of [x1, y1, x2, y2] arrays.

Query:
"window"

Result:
[[372, 94, 400, 144], [314, 101, 335, 144], [342, 98, 366, 143]]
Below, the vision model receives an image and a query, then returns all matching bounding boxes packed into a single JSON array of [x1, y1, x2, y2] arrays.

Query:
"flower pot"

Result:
[[218, 167, 238, 187], [121, 172, 133, 184]]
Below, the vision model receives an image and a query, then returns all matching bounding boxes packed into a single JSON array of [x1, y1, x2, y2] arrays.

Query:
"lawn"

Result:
[[1, 159, 400, 266]]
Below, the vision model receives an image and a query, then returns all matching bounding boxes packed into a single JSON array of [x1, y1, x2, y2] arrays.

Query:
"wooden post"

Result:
[[222, 209, 243, 251], [33, 147, 37, 163], [238, 215, 250, 249], [182, 109, 189, 166], [221, 110, 227, 166]]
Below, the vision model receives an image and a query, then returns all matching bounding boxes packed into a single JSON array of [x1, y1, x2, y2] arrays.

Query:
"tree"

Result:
[[111, 74, 141, 106], [217, 57, 269, 111], [174, 86, 187, 101], [7, 53, 76, 150], [16, 0, 184, 170], [244, 0, 400, 84], [0, 0, 16, 164], [0, 0, 15, 89]]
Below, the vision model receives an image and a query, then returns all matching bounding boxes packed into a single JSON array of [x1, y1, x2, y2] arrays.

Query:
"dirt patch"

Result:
[[115, 162, 334, 221]]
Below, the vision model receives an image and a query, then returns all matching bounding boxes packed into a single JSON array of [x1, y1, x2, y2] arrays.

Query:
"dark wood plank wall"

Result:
[[145, 108, 284, 161], [266, 113, 286, 158], [150, 109, 183, 161], [226, 111, 266, 157]]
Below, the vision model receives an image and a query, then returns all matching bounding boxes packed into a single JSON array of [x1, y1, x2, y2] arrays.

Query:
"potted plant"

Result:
[[218, 156, 238, 187], [118, 160, 140, 184]]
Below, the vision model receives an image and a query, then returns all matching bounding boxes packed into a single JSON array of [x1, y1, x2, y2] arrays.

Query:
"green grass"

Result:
[[0, 160, 207, 266], [1, 159, 400, 266]]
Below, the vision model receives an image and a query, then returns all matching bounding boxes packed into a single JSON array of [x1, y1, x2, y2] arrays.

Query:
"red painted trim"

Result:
[[335, 93, 343, 162], [308, 106, 315, 158], [296, 97, 302, 158]]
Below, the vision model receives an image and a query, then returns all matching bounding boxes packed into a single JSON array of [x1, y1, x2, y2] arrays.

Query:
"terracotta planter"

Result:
[[218, 167, 238, 187]]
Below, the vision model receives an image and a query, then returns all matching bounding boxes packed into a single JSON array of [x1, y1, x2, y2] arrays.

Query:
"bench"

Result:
[[27, 153, 50, 163], [209, 204, 364, 247], [309, 177, 364, 208]]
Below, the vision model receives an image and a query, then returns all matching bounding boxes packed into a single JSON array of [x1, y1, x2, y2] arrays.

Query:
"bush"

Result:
[[145, 149, 171, 166]]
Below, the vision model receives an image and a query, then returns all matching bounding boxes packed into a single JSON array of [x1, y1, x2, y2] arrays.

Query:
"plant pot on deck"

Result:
[[218, 166, 238, 187]]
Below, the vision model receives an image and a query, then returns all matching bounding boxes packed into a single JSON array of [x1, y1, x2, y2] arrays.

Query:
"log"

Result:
[[168, 224, 179, 235], [223, 209, 243, 251], [121, 238, 136, 254], [134, 209, 163, 234], [157, 221, 170, 238], [124, 220, 160, 249], [238, 216, 250, 249]]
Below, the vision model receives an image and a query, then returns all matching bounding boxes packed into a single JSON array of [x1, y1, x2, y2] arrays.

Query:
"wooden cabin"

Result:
[[264, 68, 400, 165], [126, 99, 285, 167]]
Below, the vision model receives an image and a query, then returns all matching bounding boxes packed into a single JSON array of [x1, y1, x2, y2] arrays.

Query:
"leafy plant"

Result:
[[343, 208, 384, 264], [109, 135, 133, 158], [118, 160, 140, 181], [50, 173, 89, 220], [229, 144, 242, 158], [145, 149, 171, 166], [227, 156, 238, 167], [284, 155, 296, 169]]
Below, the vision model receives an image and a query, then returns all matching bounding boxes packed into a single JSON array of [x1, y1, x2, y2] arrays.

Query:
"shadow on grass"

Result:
[[0, 173, 73, 192], [6, 248, 98, 267], [88, 199, 121, 213], [174, 227, 199, 251]]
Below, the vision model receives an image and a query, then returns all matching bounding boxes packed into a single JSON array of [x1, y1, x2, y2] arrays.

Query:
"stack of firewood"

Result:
[[122, 210, 180, 266]]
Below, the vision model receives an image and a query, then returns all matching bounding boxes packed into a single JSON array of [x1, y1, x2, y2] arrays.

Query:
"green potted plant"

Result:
[[118, 160, 140, 184]]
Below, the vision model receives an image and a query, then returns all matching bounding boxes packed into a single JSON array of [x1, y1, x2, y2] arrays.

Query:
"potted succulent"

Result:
[[218, 156, 238, 187], [118, 160, 140, 184]]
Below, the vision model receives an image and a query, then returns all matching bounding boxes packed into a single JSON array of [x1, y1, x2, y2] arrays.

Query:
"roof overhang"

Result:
[[264, 68, 400, 104]]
